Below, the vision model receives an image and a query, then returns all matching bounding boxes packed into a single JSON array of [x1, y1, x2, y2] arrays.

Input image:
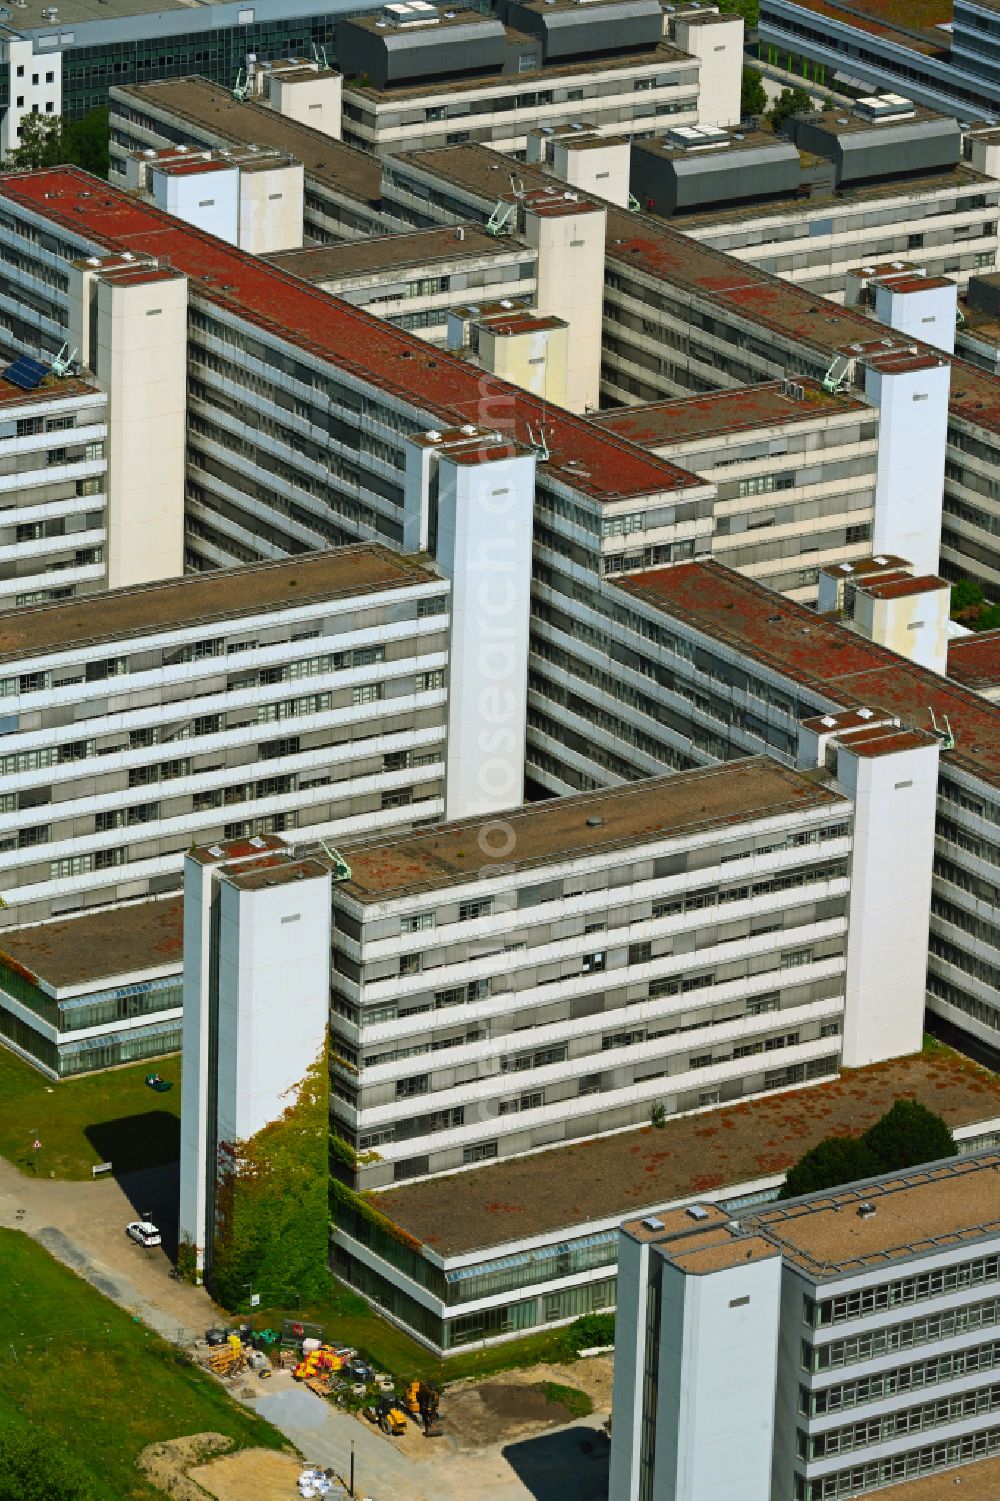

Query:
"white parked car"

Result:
[[125, 1220, 161, 1247]]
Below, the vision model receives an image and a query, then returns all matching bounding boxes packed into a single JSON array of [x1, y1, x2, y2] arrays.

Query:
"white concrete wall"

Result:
[[178, 853, 215, 1276], [609, 1231, 653, 1500], [675, 14, 744, 128], [524, 200, 605, 414], [478, 319, 569, 405], [1, 38, 61, 159], [874, 279, 957, 355], [654, 1250, 781, 1501], [151, 164, 239, 246], [837, 736, 940, 1068], [237, 161, 305, 255], [554, 137, 632, 210], [865, 358, 950, 577], [857, 583, 951, 675], [433, 448, 535, 820], [91, 269, 188, 589], [214, 869, 332, 1147], [270, 71, 342, 140]]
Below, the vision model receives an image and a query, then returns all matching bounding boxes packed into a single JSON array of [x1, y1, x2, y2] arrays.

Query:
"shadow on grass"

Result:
[[116, 1161, 181, 1260], [502, 1424, 609, 1501], [84, 1110, 180, 1176]]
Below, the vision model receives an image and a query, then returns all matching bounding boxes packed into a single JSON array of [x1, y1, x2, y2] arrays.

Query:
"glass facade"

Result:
[[332, 1244, 616, 1351], [61, 16, 339, 121], [0, 957, 181, 1032], [0, 956, 182, 1076], [0, 1010, 181, 1076]]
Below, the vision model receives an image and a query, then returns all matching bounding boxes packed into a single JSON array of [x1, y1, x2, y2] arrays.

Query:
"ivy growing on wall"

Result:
[[211, 1045, 331, 1310], [329, 1178, 423, 1256]]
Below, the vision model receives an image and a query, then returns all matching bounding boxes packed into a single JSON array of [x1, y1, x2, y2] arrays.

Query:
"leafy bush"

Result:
[[769, 85, 813, 133], [951, 577, 985, 616], [780, 1137, 882, 1200], [861, 1099, 954, 1171], [564, 1312, 615, 1353], [780, 1100, 956, 1200], [741, 68, 767, 117]]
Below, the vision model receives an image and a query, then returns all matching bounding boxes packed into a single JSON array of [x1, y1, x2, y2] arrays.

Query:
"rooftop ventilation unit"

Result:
[[686, 1205, 709, 1221], [854, 93, 915, 121], [820, 715, 837, 728], [857, 1202, 876, 1219], [857, 706, 874, 719], [382, 1, 440, 25], [642, 1217, 665, 1231], [664, 123, 730, 151]]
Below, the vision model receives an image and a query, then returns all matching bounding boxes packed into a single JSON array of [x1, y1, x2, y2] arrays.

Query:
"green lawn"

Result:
[[0, 1230, 284, 1501], [257, 1282, 581, 1387], [0, 1046, 180, 1178]]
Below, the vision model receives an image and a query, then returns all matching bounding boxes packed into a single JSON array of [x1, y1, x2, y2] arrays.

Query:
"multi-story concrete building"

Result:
[[109, 78, 385, 245], [382, 139, 1000, 595], [0, 359, 107, 607], [123, 143, 305, 255], [0, 546, 450, 929], [0, 0, 380, 152], [636, 102, 1000, 299], [759, 0, 1000, 123], [345, 1059, 1000, 1355], [525, 557, 1000, 1062], [333, 0, 712, 159], [267, 227, 538, 343], [611, 1152, 1000, 1501], [325, 760, 854, 1188], [594, 378, 881, 600], [0, 895, 182, 1076], [95, 98, 1000, 595]]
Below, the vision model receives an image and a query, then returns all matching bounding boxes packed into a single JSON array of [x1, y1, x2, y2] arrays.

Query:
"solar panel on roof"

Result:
[[3, 354, 49, 392]]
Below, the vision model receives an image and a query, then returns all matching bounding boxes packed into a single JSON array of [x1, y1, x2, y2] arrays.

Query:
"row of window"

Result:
[[806, 1293, 1000, 1373], [809, 1253, 1000, 1328], [803, 1336, 1000, 1417]]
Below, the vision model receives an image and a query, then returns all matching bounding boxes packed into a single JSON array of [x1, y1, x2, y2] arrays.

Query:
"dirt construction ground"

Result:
[[439, 1358, 613, 1449], [132, 1359, 613, 1501], [190, 1448, 310, 1501]]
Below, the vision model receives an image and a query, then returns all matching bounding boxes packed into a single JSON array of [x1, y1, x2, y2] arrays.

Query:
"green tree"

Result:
[[4, 107, 109, 178], [779, 1136, 882, 1200], [951, 577, 985, 616], [861, 1099, 954, 1172], [768, 85, 813, 134], [716, 0, 759, 27], [975, 603, 1000, 630], [63, 108, 110, 179], [5, 112, 64, 170], [741, 68, 768, 118], [0, 1426, 100, 1501]]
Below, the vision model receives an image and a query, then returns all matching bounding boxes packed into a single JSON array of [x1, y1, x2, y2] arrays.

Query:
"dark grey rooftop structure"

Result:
[[337, 7, 506, 89], [499, 0, 663, 60], [631, 127, 801, 216], [786, 100, 961, 186]]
